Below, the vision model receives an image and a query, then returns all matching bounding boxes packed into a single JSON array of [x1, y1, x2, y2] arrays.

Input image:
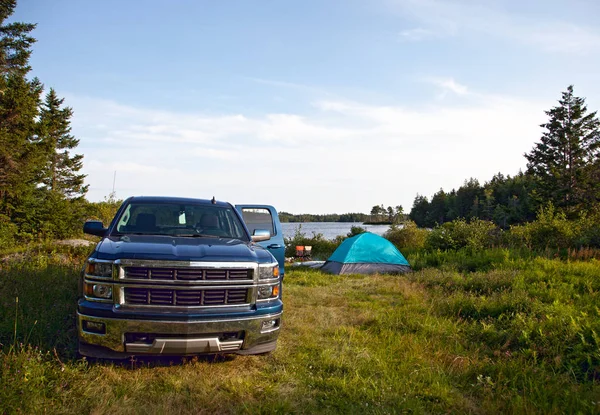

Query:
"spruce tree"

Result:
[[525, 86, 600, 212], [38, 88, 87, 199], [0, 0, 39, 217]]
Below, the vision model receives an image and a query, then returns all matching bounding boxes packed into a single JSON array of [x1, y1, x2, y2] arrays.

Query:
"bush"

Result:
[[384, 221, 427, 251], [85, 195, 123, 227], [507, 204, 577, 250], [347, 225, 367, 237], [575, 210, 600, 248], [425, 219, 499, 251], [0, 214, 17, 250]]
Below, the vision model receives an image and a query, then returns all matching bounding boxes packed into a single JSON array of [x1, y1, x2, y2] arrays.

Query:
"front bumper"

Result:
[[77, 303, 282, 357]]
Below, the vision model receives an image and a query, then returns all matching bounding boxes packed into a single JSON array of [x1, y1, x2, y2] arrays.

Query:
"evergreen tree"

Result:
[[455, 178, 483, 219], [525, 85, 600, 212], [426, 189, 447, 226], [409, 195, 429, 227], [38, 88, 87, 198], [0, 0, 39, 217]]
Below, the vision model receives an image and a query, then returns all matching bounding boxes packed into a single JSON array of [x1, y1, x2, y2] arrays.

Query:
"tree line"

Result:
[[409, 86, 600, 229], [279, 205, 406, 224], [279, 212, 370, 223]]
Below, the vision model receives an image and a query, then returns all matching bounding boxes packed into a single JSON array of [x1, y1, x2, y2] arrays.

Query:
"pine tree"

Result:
[[38, 88, 87, 198], [409, 195, 430, 227], [0, 0, 39, 217], [525, 85, 600, 212]]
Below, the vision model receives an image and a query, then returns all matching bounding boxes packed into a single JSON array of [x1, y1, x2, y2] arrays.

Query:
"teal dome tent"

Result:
[[321, 232, 411, 275]]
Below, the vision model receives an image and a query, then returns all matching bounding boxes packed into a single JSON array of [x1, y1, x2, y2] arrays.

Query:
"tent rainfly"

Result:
[[320, 232, 411, 275]]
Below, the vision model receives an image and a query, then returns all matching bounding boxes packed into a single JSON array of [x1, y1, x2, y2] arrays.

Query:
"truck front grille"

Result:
[[125, 267, 252, 281], [124, 287, 249, 307]]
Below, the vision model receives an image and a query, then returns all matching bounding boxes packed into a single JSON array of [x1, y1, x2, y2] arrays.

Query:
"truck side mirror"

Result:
[[84, 220, 108, 237], [251, 229, 270, 242]]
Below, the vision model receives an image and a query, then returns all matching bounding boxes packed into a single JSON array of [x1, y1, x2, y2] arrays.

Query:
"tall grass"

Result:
[[1, 248, 599, 413]]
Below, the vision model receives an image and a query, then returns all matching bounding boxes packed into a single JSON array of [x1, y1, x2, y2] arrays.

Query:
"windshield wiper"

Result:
[[176, 233, 221, 238], [127, 232, 166, 236]]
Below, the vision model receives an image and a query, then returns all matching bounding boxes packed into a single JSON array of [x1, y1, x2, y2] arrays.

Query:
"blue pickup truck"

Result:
[[78, 196, 285, 358]]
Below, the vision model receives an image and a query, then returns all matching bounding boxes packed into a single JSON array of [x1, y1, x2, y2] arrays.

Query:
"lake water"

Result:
[[281, 222, 391, 240]]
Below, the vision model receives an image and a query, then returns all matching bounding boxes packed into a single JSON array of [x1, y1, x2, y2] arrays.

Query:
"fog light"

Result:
[[82, 320, 106, 334], [92, 284, 112, 299], [261, 319, 278, 332]]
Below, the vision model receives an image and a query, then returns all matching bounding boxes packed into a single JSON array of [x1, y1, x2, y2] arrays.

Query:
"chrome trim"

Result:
[[80, 311, 283, 325], [117, 303, 252, 312], [77, 311, 282, 354], [120, 279, 254, 286], [256, 299, 280, 304], [257, 277, 280, 283], [117, 283, 253, 290], [83, 295, 113, 304], [117, 259, 259, 269], [116, 260, 259, 284], [126, 338, 243, 354], [88, 258, 114, 264]]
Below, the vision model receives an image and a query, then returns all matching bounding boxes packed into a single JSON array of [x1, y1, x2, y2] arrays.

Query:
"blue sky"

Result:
[[15, 0, 600, 214]]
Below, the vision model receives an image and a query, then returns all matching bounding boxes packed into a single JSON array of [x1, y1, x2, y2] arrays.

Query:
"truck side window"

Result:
[[242, 208, 275, 236]]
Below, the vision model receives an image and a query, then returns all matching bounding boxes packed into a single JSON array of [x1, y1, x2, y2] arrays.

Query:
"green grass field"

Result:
[[1, 247, 599, 414]]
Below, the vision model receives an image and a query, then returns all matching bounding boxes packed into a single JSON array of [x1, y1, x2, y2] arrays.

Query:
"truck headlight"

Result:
[[85, 260, 113, 278], [257, 284, 280, 299], [84, 282, 113, 300], [258, 264, 279, 280]]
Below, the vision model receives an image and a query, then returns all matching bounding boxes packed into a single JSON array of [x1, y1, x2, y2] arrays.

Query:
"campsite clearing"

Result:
[[1, 249, 598, 413]]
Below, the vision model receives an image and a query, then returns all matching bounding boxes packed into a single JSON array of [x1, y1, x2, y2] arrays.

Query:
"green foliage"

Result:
[[279, 211, 368, 223], [507, 203, 577, 250], [409, 194, 429, 226], [37, 88, 87, 198], [425, 218, 499, 251], [576, 209, 600, 247], [85, 193, 123, 227], [0, 213, 17, 249], [0, 4, 89, 241], [346, 225, 366, 237], [526, 85, 600, 213], [383, 220, 427, 251], [409, 173, 536, 229]]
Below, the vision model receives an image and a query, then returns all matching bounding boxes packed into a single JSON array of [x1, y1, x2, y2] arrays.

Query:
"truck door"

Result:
[[235, 205, 285, 275]]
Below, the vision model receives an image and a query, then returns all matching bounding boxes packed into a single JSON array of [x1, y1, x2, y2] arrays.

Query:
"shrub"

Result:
[[575, 210, 600, 248], [0, 214, 17, 251], [347, 225, 367, 237], [384, 221, 427, 250], [425, 219, 499, 251], [508, 204, 578, 250]]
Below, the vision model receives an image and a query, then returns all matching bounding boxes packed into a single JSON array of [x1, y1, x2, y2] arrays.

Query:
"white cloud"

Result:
[[423, 77, 469, 97], [399, 27, 436, 41], [71, 86, 548, 214], [389, 0, 600, 54]]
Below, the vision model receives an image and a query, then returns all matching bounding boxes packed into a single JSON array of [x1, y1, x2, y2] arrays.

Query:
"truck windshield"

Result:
[[113, 202, 249, 241]]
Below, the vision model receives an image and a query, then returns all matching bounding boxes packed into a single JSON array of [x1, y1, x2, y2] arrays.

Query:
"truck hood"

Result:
[[93, 235, 274, 263]]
